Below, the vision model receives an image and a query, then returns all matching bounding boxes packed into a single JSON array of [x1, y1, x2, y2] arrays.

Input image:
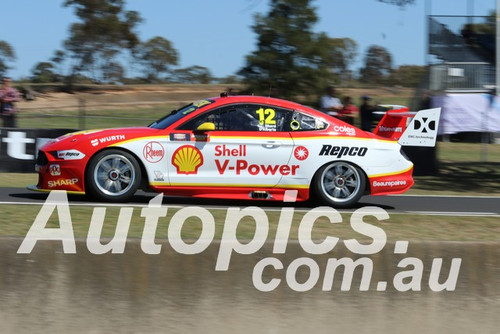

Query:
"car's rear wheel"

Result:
[[86, 149, 141, 202], [313, 161, 366, 208]]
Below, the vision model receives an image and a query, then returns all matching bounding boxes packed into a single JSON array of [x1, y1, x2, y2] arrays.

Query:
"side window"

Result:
[[178, 104, 289, 132], [284, 111, 328, 131]]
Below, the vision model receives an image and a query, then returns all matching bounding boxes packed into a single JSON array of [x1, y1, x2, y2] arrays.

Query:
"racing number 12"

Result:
[[256, 107, 276, 125]]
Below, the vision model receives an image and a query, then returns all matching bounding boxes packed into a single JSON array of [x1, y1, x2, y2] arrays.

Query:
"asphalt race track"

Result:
[[1, 186, 499, 333], [1, 187, 499, 216]]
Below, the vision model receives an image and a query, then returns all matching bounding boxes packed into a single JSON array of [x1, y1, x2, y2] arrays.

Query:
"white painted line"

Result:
[[403, 211, 500, 217], [1, 201, 499, 217]]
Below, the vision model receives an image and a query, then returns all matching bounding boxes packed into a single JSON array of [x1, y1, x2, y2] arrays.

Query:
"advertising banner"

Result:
[[433, 94, 500, 135], [0, 128, 76, 172]]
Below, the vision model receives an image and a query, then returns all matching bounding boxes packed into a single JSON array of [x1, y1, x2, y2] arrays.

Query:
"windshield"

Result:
[[149, 99, 215, 129]]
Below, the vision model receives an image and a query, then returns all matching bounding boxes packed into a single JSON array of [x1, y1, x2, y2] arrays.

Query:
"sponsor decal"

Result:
[[172, 145, 203, 174], [413, 117, 436, 134], [215, 159, 299, 176], [154, 170, 165, 182], [373, 180, 407, 187], [143, 141, 165, 163], [57, 150, 86, 160], [91, 135, 126, 147], [319, 145, 368, 158], [378, 126, 403, 133], [293, 146, 309, 161], [170, 133, 191, 142], [49, 164, 61, 176], [47, 178, 79, 188], [215, 145, 246, 157], [333, 125, 356, 135]]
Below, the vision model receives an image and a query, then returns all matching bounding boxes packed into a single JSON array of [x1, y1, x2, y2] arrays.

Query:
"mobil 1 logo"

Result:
[[319, 145, 368, 158]]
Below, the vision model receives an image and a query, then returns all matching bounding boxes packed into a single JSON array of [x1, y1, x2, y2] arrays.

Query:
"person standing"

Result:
[[360, 96, 376, 131], [319, 85, 343, 117], [338, 96, 359, 125], [0, 77, 20, 128]]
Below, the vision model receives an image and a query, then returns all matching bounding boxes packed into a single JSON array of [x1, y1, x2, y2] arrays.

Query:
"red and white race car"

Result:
[[30, 95, 440, 207]]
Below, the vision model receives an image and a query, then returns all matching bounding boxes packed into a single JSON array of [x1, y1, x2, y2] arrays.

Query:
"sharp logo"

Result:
[[413, 117, 436, 134], [319, 145, 368, 158], [48, 178, 79, 188]]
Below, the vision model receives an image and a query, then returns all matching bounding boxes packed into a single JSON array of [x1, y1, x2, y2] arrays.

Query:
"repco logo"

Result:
[[319, 145, 368, 158], [143, 141, 165, 163]]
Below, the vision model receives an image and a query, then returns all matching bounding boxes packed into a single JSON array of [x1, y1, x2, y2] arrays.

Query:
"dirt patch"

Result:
[[17, 84, 413, 112]]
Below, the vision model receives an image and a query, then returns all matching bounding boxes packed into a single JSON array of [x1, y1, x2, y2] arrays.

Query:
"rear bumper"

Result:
[[368, 167, 414, 196]]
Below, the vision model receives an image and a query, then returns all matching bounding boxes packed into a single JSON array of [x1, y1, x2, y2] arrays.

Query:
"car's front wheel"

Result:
[[313, 161, 366, 208], [86, 149, 141, 202]]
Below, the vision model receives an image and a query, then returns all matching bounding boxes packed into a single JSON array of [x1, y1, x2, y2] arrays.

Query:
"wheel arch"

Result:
[[84, 146, 150, 193]]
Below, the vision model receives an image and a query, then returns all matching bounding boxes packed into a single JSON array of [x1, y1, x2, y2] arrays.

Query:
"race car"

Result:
[[29, 95, 440, 207]]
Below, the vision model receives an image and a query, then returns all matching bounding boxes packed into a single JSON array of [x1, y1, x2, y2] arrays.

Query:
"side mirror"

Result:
[[195, 122, 215, 132]]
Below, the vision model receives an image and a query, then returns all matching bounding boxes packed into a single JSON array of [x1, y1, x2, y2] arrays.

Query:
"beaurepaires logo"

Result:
[[17, 190, 461, 293]]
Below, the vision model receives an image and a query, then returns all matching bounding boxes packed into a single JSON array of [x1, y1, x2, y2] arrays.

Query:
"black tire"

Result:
[[85, 149, 141, 202], [312, 161, 366, 208]]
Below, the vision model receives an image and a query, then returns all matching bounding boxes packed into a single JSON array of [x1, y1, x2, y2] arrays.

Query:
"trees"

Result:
[[239, 0, 335, 100], [172, 66, 212, 84], [31, 62, 58, 83], [137, 36, 179, 83], [62, 0, 142, 83], [389, 65, 427, 87], [359, 45, 392, 84], [0, 41, 16, 78], [318, 36, 358, 83]]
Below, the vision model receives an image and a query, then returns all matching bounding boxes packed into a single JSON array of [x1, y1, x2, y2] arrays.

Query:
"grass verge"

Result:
[[0, 203, 498, 241]]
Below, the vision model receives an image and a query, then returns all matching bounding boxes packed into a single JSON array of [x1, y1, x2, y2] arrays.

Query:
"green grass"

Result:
[[0, 203, 497, 241], [408, 142, 500, 195], [17, 104, 177, 129]]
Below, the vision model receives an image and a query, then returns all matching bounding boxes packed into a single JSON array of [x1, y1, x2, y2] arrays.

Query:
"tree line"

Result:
[[0, 0, 427, 97]]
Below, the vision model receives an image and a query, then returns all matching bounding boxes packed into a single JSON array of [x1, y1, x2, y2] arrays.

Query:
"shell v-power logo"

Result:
[[172, 145, 204, 174]]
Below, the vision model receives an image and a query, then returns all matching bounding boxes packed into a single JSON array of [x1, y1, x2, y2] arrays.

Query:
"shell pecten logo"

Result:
[[172, 145, 204, 174]]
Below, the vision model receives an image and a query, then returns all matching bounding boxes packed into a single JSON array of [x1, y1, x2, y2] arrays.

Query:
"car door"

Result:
[[166, 103, 294, 188]]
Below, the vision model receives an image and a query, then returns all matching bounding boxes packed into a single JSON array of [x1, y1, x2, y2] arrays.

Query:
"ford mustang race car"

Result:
[[30, 95, 440, 207]]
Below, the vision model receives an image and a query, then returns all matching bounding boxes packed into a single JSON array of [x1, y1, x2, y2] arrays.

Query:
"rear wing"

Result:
[[373, 106, 441, 147]]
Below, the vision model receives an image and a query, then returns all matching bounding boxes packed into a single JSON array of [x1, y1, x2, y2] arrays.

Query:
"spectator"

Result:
[[360, 96, 376, 131], [319, 85, 343, 116], [0, 77, 21, 128], [338, 96, 359, 125]]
